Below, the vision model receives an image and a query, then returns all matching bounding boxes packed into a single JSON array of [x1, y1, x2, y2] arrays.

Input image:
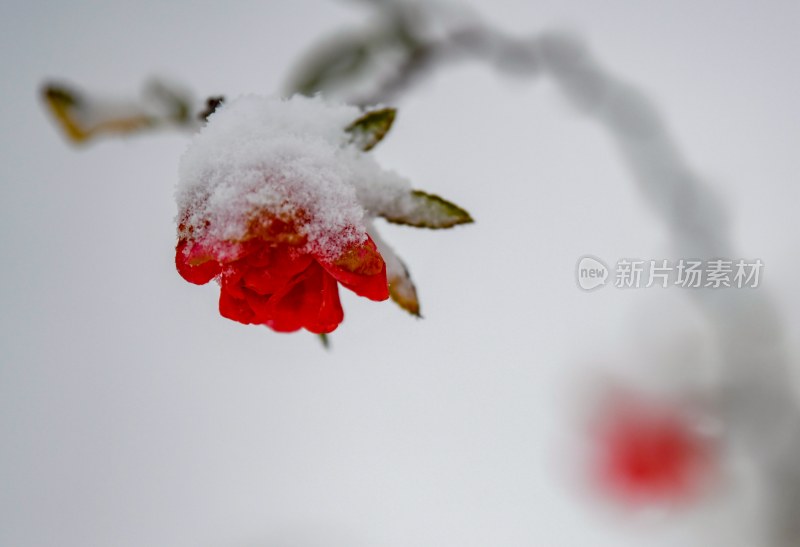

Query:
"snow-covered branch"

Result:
[[292, 5, 799, 543]]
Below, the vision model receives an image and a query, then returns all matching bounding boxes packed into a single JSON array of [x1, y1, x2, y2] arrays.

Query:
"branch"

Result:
[[295, 9, 798, 543]]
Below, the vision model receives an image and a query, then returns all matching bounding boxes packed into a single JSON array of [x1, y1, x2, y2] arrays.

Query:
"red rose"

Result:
[[176, 212, 388, 334], [175, 95, 471, 336]]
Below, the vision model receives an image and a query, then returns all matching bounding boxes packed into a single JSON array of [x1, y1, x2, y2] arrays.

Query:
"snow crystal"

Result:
[[177, 94, 412, 259]]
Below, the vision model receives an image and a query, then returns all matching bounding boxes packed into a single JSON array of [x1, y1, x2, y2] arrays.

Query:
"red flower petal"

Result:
[[219, 265, 247, 299], [219, 286, 256, 324], [218, 254, 345, 333], [175, 239, 220, 285], [262, 262, 343, 333], [296, 267, 344, 334], [319, 236, 389, 301], [242, 247, 313, 295], [178, 224, 383, 333], [312, 270, 345, 333]]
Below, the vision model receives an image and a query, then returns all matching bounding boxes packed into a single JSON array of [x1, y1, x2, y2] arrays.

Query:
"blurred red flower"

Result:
[[592, 394, 717, 505], [176, 212, 388, 334]]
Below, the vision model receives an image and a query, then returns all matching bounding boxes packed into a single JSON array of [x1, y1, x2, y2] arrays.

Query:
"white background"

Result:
[[2, 1, 799, 545]]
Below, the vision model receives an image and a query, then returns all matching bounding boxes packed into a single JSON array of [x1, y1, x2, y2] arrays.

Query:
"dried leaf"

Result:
[[388, 259, 420, 317], [41, 79, 195, 144], [42, 85, 90, 142], [368, 223, 421, 317], [198, 96, 225, 121], [42, 82, 154, 143]]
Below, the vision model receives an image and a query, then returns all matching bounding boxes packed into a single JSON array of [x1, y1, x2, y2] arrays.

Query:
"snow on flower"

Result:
[[175, 94, 471, 334]]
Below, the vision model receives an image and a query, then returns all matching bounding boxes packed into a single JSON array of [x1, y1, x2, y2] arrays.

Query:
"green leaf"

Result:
[[381, 190, 473, 229], [286, 19, 420, 99], [345, 108, 396, 151], [288, 36, 371, 97]]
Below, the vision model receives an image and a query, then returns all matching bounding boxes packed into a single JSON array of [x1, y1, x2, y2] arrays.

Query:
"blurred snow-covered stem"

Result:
[[289, 1, 800, 544]]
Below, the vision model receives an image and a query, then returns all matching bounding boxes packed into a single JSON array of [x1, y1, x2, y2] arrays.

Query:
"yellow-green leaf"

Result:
[[345, 108, 396, 151], [381, 190, 473, 229]]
